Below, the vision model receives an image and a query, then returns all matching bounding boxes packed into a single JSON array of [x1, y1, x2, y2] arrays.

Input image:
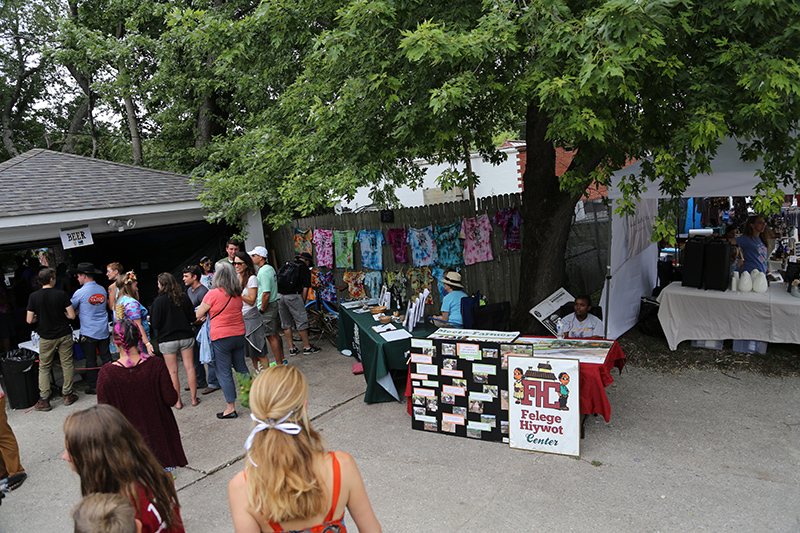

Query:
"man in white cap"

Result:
[[431, 271, 467, 328], [248, 246, 287, 365]]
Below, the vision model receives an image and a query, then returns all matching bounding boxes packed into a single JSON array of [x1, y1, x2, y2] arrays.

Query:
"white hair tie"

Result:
[[244, 411, 302, 466]]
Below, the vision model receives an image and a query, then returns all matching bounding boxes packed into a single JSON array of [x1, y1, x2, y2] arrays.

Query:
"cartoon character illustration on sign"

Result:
[[513, 367, 524, 404], [557, 372, 570, 411]]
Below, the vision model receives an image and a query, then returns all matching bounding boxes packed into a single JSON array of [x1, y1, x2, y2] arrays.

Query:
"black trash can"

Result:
[[0, 349, 39, 409]]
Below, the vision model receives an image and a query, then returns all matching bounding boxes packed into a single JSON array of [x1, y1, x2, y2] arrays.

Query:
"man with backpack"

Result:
[[277, 252, 320, 355]]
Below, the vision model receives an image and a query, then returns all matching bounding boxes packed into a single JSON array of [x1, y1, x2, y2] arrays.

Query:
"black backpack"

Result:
[[277, 260, 302, 294]]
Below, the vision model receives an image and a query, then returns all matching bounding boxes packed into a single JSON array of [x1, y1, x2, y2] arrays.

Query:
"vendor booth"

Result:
[[601, 136, 793, 342]]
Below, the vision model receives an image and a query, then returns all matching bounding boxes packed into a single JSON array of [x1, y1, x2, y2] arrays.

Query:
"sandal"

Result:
[[192, 398, 201, 406]]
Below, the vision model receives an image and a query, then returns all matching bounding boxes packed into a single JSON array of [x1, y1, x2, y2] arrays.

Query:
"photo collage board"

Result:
[[409, 338, 521, 442]]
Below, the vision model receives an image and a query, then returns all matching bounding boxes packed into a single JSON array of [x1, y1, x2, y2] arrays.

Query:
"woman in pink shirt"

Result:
[[195, 262, 250, 419]]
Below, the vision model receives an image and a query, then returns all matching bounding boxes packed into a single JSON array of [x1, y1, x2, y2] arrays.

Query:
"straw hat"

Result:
[[443, 271, 463, 289]]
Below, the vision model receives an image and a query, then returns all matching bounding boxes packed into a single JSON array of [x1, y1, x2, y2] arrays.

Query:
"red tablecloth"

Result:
[[406, 338, 626, 423]]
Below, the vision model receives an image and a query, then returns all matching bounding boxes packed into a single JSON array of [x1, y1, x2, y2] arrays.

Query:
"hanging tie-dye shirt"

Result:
[[313, 229, 334, 268], [491, 208, 524, 251], [434, 222, 464, 268], [315, 270, 337, 303], [431, 266, 461, 302], [386, 229, 409, 263], [460, 215, 493, 265], [363, 271, 382, 299], [334, 230, 356, 268], [342, 271, 367, 300], [356, 230, 386, 270], [408, 226, 438, 267], [294, 228, 313, 255], [407, 266, 433, 304]]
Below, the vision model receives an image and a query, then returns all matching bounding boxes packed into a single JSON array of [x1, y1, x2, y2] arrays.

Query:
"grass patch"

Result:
[[617, 327, 800, 376]]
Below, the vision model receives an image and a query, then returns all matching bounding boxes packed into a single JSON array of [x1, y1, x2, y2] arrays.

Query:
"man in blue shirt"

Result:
[[69, 262, 110, 395]]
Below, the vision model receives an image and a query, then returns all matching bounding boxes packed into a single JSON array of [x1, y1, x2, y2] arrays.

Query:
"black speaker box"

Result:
[[682, 237, 706, 288], [703, 239, 731, 291]]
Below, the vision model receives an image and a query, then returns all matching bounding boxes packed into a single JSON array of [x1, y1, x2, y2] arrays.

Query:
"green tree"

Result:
[[194, 0, 800, 330]]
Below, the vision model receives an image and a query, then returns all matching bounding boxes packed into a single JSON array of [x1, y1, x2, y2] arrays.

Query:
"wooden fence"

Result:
[[268, 194, 524, 314]]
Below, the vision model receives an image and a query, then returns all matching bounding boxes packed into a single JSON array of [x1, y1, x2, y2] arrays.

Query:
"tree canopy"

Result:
[[2, 0, 800, 327]]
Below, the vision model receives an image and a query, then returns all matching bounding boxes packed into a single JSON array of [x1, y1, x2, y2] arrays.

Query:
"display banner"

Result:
[[59, 226, 94, 249], [507, 355, 580, 456]]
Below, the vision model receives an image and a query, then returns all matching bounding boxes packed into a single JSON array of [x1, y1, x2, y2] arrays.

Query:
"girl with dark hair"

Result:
[[228, 366, 381, 532], [97, 319, 187, 471], [63, 404, 185, 533], [736, 215, 770, 273], [234, 251, 270, 371], [150, 272, 198, 408]]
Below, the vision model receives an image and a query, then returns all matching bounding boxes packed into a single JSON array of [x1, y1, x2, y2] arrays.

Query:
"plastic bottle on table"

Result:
[[556, 318, 564, 339]]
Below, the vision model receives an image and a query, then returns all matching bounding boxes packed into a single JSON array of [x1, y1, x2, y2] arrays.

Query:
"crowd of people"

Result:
[[1, 239, 381, 531]]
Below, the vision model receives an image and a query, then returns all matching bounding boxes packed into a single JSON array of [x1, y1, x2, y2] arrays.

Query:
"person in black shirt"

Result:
[[26, 268, 77, 411]]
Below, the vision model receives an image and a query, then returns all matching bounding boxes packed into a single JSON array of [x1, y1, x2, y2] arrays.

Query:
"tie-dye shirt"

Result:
[[342, 271, 367, 300], [334, 230, 356, 268], [408, 226, 438, 267], [407, 266, 433, 304], [491, 208, 524, 251], [363, 271, 382, 298], [314, 270, 337, 303], [294, 228, 313, 255], [434, 222, 464, 268], [460, 215, 493, 265], [356, 230, 386, 270], [386, 229, 409, 263], [313, 229, 334, 268]]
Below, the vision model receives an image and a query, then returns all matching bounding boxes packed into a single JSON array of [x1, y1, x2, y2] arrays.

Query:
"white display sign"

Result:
[[508, 356, 580, 456], [528, 287, 575, 336], [60, 226, 94, 249]]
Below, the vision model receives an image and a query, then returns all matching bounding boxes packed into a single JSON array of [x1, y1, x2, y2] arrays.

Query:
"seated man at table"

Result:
[[431, 272, 467, 328], [561, 295, 603, 339]]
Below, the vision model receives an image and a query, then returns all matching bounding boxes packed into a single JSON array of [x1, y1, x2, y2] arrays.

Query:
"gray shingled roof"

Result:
[[0, 149, 201, 217]]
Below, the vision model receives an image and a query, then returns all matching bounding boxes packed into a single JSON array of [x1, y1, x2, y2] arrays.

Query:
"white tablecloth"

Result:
[[657, 282, 800, 350]]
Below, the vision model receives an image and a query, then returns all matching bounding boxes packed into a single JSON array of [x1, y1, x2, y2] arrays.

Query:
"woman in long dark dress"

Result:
[[97, 319, 187, 470]]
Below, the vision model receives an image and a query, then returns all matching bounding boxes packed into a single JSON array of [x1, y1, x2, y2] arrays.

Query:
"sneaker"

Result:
[[268, 362, 277, 367], [282, 359, 289, 365], [201, 386, 220, 395], [289, 347, 299, 356], [303, 345, 321, 354], [64, 394, 78, 406], [34, 399, 51, 411]]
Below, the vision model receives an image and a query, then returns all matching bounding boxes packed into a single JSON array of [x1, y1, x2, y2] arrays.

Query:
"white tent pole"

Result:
[[603, 201, 613, 339]]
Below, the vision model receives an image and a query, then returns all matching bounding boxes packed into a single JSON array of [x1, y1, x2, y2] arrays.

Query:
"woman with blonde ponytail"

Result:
[[228, 366, 381, 533]]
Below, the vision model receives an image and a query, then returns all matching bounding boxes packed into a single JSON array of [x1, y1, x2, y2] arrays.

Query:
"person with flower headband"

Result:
[[97, 319, 187, 473], [228, 366, 381, 532], [115, 271, 152, 355]]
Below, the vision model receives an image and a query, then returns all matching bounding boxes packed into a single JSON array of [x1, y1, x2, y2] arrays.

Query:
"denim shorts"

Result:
[[159, 337, 195, 354]]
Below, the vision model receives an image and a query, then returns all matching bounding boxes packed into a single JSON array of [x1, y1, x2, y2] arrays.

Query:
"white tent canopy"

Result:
[[601, 136, 788, 340]]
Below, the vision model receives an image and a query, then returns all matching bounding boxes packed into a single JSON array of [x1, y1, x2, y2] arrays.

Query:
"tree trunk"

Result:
[[510, 102, 583, 332], [1, 109, 19, 158], [61, 96, 90, 154], [123, 95, 143, 165]]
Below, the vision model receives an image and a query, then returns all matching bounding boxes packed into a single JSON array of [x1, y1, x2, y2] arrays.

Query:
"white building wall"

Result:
[[341, 146, 522, 210]]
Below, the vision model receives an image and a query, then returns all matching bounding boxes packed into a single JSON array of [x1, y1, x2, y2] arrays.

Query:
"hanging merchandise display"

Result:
[[363, 271, 383, 298], [408, 266, 434, 304], [356, 229, 386, 270], [385, 270, 408, 310], [434, 222, 464, 268], [387, 228, 409, 263], [461, 215, 494, 265], [492, 208, 525, 252], [313, 229, 334, 268], [408, 226, 438, 267], [293, 228, 313, 255], [334, 230, 356, 268], [343, 271, 367, 300]]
